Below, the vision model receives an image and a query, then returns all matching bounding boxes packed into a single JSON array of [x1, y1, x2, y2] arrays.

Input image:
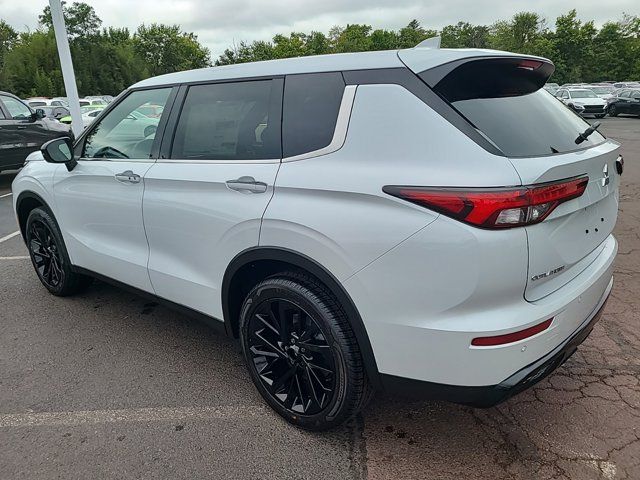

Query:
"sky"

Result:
[[1, 0, 639, 59]]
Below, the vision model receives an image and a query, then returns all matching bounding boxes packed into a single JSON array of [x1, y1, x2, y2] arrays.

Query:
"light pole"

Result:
[[49, 0, 83, 138]]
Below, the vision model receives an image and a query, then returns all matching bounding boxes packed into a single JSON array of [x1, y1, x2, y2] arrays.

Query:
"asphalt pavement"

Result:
[[1, 117, 639, 479]]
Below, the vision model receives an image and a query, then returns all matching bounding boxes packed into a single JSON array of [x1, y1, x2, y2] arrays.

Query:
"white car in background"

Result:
[[12, 46, 620, 431], [25, 97, 69, 108], [555, 88, 608, 117], [585, 85, 615, 100]]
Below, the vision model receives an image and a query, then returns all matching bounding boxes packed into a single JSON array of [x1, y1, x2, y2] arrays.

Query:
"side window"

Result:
[[0, 107, 5, 119], [632, 91, 640, 99], [82, 88, 171, 160], [282, 72, 345, 158], [171, 80, 281, 160], [1, 96, 32, 119], [619, 90, 629, 98]]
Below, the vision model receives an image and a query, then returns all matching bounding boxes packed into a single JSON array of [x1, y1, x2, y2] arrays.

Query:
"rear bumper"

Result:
[[380, 281, 611, 407]]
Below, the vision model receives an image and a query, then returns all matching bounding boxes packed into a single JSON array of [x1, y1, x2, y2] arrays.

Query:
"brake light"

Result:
[[517, 59, 543, 70], [383, 176, 588, 229], [471, 319, 553, 346]]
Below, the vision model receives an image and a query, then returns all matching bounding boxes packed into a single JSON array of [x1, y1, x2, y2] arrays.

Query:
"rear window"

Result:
[[282, 72, 345, 158], [428, 58, 605, 157]]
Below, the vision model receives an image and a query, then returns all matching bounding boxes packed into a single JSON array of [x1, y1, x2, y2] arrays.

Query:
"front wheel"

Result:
[[239, 272, 372, 431], [608, 105, 618, 117], [25, 207, 92, 296]]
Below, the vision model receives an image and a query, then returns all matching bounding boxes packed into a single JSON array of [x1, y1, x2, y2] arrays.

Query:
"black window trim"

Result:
[[160, 76, 284, 164]]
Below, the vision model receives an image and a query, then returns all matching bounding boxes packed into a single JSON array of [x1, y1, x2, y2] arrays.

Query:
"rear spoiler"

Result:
[[398, 49, 554, 101]]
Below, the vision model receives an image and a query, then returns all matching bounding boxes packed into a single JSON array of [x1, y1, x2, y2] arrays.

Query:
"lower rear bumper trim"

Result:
[[380, 288, 610, 408]]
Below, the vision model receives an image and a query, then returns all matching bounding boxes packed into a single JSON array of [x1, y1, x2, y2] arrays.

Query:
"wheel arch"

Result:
[[222, 247, 381, 388], [15, 191, 51, 241]]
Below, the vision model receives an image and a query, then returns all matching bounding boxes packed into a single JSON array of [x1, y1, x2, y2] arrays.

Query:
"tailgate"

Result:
[[405, 50, 622, 301], [514, 143, 620, 301]]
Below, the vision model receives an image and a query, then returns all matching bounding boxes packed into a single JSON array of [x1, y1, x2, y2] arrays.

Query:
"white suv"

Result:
[[12, 46, 620, 431]]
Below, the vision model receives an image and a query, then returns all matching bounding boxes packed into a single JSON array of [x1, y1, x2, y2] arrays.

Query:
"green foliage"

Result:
[[1, 6, 640, 98], [0, 19, 18, 74], [133, 23, 211, 77], [0, 2, 211, 97], [39, 1, 102, 38], [212, 13, 640, 85]]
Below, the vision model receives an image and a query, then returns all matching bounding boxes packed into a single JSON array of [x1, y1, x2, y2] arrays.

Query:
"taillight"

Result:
[[383, 176, 588, 229], [471, 318, 553, 347]]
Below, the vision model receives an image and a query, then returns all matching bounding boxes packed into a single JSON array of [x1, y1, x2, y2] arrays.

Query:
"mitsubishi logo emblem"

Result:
[[602, 163, 610, 187]]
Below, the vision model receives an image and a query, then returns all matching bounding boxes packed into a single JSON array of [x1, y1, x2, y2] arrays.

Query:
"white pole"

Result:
[[49, 0, 83, 138]]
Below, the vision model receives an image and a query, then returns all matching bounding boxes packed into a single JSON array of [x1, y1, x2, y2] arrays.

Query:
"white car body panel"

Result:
[[262, 84, 522, 281], [143, 162, 280, 318], [52, 160, 156, 292]]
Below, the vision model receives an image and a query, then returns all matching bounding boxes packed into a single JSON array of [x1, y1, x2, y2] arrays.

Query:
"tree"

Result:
[[0, 20, 18, 72], [333, 24, 372, 52], [441, 22, 489, 48], [552, 10, 597, 83], [398, 19, 437, 48], [39, 1, 102, 38], [133, 24, 210, 76]]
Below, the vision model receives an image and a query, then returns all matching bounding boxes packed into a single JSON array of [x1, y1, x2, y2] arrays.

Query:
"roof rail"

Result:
[[415, 36, 441, 49]]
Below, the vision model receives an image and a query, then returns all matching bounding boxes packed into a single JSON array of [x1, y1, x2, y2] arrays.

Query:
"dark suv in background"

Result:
[[0, 91, 71, 173]]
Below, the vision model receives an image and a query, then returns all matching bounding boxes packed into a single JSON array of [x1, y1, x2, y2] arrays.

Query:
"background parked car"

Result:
[[59, 105, 105, 128], [613, 82, 640, 89], [584, 84, 615, 100], [40, 105, 70, 121], [607, 89, 640, 117], [555, 88, 607, 117], [0, 91, 71, 173], [135, 103, 164, 118], [25, 97, 69, 108]]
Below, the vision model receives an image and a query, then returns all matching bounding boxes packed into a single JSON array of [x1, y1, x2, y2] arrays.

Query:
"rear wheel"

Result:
[[239, 272, 372, 431], [25, 207, 92, 296]]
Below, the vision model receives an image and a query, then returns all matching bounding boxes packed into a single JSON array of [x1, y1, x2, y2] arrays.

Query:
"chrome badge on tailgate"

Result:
[[531, 265, 566, 282]]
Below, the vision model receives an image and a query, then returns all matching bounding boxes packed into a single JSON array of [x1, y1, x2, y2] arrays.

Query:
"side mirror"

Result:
[[41, 137, 77, 171], [34, 108, 46, 120]]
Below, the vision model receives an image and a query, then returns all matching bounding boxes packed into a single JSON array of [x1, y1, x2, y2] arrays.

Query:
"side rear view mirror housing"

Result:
[[33, 108, 46, 120], [41, 137, 77, 171]]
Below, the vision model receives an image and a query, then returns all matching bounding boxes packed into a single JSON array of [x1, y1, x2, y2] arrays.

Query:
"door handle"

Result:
[[115, 170, 141, 184], [226, 176, 268, 193]]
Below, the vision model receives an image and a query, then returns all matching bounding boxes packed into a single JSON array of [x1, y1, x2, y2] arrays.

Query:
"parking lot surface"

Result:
[[1, 117, 639, 479]]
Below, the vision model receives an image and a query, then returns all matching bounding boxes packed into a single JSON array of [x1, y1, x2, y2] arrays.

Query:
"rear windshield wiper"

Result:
[[575, 121, 601, 145]]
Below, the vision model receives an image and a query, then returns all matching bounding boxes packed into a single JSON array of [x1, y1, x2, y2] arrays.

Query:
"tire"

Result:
[[239, 272, 372, 431], [608, 105, 618, 117], [25, 207, 93, 296]]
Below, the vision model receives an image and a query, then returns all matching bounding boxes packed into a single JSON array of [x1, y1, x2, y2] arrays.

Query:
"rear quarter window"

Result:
[[282, 72, 345, 158]]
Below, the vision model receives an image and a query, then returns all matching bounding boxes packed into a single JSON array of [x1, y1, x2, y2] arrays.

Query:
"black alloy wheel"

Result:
[[246, 298, 336, 415], [608, 104, 618, 117], [25, 207, 92, 296], [239, 273, 372, 430], [28, 218, 64, 289]]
